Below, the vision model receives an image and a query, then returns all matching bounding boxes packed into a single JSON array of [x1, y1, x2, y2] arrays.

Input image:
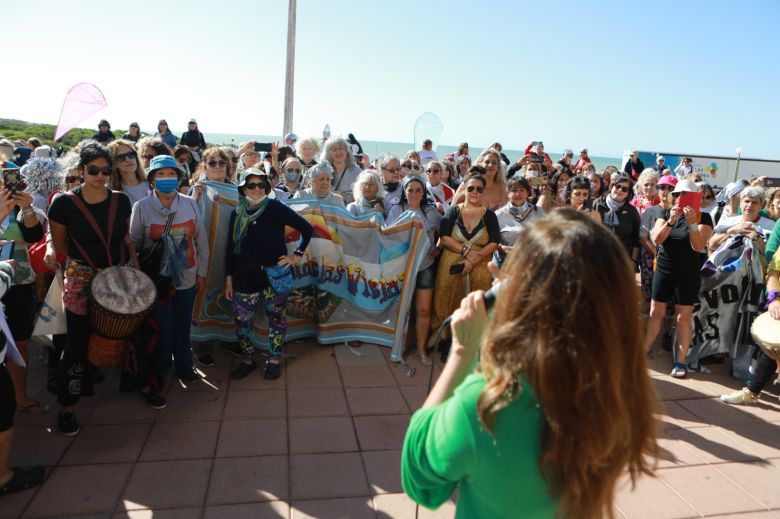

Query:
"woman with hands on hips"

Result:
[[224, 168, 313, 381]]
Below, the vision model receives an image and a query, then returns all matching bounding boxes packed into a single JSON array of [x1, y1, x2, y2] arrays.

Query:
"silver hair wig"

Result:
[[21, 158, 64, 196]]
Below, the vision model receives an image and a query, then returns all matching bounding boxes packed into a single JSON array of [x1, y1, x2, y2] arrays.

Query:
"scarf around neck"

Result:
[[232, 196, 269, 254], [604, 195, 625, 227]]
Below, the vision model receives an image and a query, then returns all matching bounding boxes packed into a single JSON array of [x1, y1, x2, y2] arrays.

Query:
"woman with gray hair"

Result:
[[320, 136, 360, 205], [280, 156, 304, 198], [296, 137, 320, 168], [708, 185, 774, 253], [378, 153, 404, 210], [293, 161, 344, 206], [346, 170, 386, 217]]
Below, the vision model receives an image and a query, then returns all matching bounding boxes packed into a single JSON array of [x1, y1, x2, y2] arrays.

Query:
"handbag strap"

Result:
[[66, 190, 123, 268]]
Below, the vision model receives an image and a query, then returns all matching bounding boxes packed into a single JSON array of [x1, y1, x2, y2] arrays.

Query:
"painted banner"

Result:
[[688, 235, 763, 373], [191, 182, 430, 361]]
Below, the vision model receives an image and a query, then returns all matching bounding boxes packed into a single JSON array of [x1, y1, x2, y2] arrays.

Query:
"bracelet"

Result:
[[293, 249, 304, 257], [767, 290, 780, 308], [22, 208, 34, 217]]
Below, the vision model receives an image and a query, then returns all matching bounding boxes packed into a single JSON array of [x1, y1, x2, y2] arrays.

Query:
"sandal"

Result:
[[415, 353, 431, 366], [18, 402, 51, 415], [670, 363, 688, 379], [0, 466, 45, 496]]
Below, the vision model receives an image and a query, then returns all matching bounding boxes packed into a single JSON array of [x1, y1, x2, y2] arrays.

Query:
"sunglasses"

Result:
[[244, 182, 266, 190], [86, 166, 112, 176], [207, 160, 227, 168], [612, 184, 630, 193], [382, 167, 401, 173], [426, 168, 441, 174], [466, 185, 484, 193], [65, 176, 80, 183], [285, 168, 301, 173], [115, 151, 137, 162], [658, 185, 673, 191], [232, 158, 239, 164], [703, 196, 713, 201]]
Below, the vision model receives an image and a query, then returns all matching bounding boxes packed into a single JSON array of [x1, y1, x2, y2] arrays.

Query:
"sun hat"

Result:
[[238, 167, 268, 188], [580, 148, 588, 153], [147, 155, 181, 183], [189, 118, 197, 124], [672, 179, 699, 194], [658, 175, 678, 188], [715, 180, 747, 204]]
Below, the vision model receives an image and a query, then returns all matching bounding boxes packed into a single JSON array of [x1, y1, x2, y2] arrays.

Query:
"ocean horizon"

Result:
[[201, 131, 623, 172]]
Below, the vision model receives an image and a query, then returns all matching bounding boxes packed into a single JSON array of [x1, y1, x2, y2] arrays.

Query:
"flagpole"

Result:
[[283, 0, 297, 138]]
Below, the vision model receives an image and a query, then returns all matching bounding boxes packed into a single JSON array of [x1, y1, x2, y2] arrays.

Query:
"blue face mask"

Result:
[[155, 177, 179, 195]]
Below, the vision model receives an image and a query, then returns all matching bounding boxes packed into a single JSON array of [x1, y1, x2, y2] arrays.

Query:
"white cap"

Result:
[[672, 179, 699, 194]]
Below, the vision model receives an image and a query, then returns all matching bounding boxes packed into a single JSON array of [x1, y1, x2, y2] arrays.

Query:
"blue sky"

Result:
[[5, 0, 779, 158]]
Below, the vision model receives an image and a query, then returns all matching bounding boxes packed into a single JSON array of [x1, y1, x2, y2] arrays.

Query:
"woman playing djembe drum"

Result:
[[46, 142, 163, 436]]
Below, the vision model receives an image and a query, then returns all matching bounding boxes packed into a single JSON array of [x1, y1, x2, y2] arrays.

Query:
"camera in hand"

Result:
[[528, 154, 544, 164], [254, 142, 273, 153]]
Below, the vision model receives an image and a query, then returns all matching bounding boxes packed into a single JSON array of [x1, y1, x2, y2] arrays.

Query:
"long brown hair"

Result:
[[478, 209, 658, 519], [107, 139, 147, 190]]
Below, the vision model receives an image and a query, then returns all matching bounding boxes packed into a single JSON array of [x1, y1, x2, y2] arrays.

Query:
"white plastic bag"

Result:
[[33, 269, 66, 336]]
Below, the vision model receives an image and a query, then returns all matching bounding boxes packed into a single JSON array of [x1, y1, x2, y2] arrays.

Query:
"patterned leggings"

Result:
[[233, 287, 288, 358]]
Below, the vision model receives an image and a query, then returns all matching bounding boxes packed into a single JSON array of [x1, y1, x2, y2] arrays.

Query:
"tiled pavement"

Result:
[[4, 337, 780, 518]]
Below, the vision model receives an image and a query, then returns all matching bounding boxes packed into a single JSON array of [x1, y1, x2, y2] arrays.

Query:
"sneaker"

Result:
[[195, 353, 215, 367], [140, 390, 167, 410], [220, 342, 244, 358], [720, 388, 759, 406], [263, 360, 281, 380], [57, 412, 80, 436], [230, 361, 256, 380], [179, 371, 200, 383]]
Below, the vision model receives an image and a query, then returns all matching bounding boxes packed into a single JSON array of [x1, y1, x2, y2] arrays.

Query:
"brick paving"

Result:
[[4, 337, 780, 518]]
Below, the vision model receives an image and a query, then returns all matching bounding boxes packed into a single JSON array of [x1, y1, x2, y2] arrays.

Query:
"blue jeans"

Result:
[[154, 286, 197, 377]]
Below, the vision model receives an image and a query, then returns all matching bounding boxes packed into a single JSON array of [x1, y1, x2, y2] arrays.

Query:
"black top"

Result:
[[656, 210, 713, 273], [9, 206, 44, 244], [623, 159, 645, 180], [92, 131, 116, 144], [180, 130, 206, 150], [593, 196, 641, 255], [225, 199, 314, 292], [439, 205, 501, 244], [48, 188, 132, 268], [121, 133, 140, 143]]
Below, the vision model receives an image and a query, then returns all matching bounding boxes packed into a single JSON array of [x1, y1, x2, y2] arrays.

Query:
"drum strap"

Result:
[[66, 191, 125, 269]]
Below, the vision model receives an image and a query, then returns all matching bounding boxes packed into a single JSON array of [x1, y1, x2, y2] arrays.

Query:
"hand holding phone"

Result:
[[0, 241, 15, 261], [449, 262, 465, 275], [254, 142, 273, 153]]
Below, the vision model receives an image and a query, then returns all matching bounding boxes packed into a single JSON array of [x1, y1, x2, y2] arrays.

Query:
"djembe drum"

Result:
[[87, 266, 157, 367], [750, 311, 780, 364]]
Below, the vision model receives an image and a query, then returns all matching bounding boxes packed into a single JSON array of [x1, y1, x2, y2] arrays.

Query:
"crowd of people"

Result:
[[0, 120, 778, 513]]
